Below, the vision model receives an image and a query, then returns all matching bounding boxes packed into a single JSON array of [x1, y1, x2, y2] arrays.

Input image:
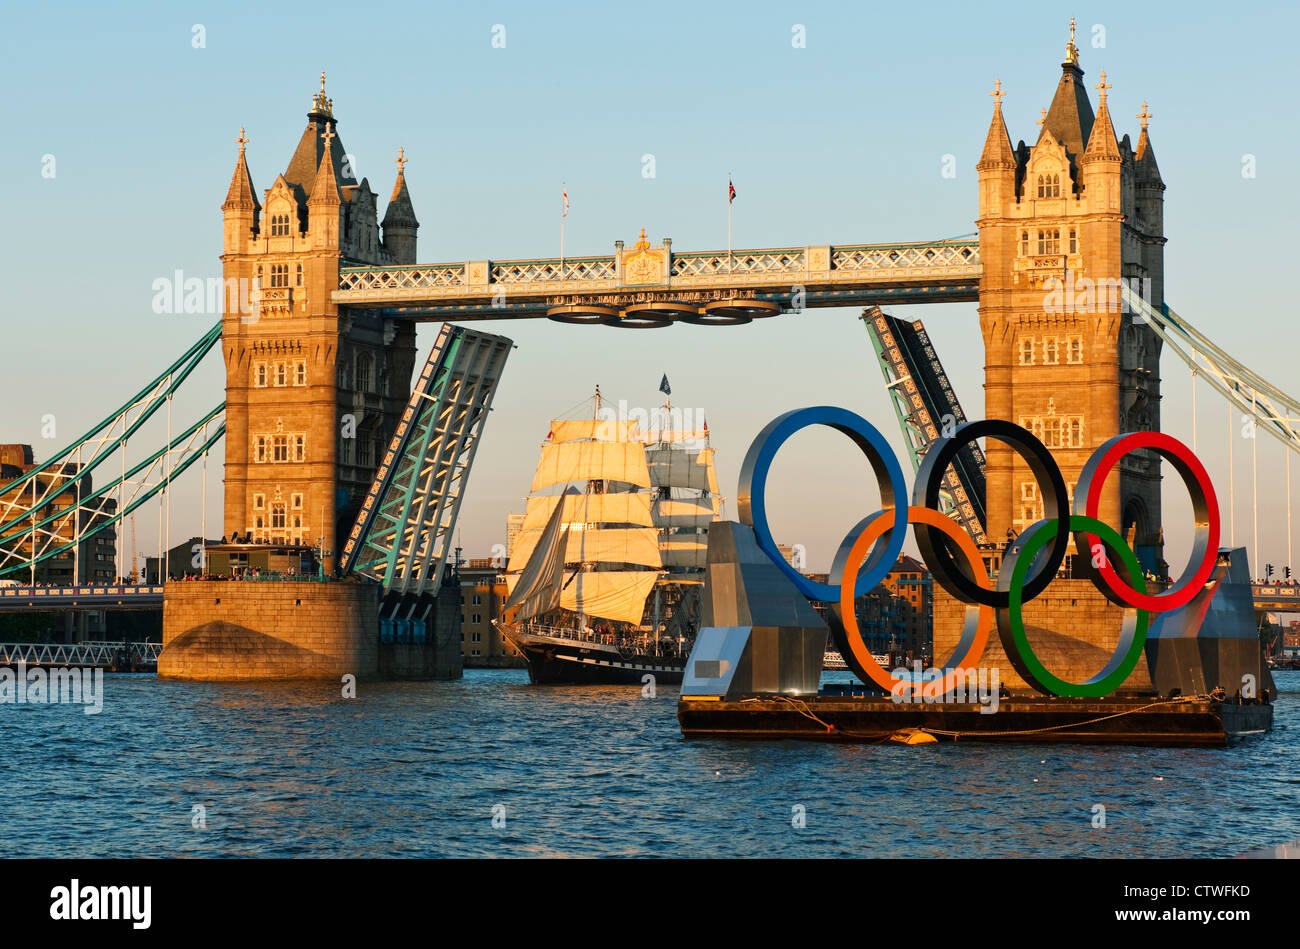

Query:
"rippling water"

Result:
[[2, 669, 1297, 857]]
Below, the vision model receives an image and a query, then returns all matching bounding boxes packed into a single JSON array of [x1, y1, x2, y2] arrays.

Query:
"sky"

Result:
[[2, 0, 1299, 576]]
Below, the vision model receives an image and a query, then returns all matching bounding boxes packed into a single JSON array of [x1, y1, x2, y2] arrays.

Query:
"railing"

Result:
[[0, 585, 164, 600], [0, 640, 162, 666]]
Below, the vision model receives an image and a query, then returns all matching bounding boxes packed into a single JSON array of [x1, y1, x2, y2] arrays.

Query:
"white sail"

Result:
[[646, 447, 718, 493], [522, 492, 653, 531], [660, 536, 709, 569], [532, 442, 651, 492], [561, 570, 660, 625], [511, 527, 662, 571], [651, 497, 716, 529]]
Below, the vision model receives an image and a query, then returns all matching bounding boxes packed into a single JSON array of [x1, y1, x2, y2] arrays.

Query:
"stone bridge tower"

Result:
[[976, 26, 1166, 572], [220, 75, 420, 573]]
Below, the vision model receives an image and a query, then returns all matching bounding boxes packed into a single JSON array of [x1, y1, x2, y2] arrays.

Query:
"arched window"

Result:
[[276, 363, 287, 386], [1020, 231, 1029, 256], [1050, 174, 1060, 197], [1044, 338, 1059, 364], [295, 263, 303, 286], [256, 364, 267, 387], [295, 361, 307, 386], [1037, 174, 1045, 198], [1070, 418, 1083, 447], [1068, 228, 1077, 254]]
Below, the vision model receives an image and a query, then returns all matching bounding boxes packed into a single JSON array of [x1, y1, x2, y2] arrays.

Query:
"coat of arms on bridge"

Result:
[[617, 228, 669, 286]]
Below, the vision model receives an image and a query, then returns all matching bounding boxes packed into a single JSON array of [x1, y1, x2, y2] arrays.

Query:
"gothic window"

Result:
[[291, 493, 303, 510], [1036, 175, 1044, 198], [1068, 228, 1077, 254], [357, 354, 373, 393], [270, 504, 287, 530], [295, 361, 307, 386], [272, 435, 289, 462], [255, 436, 267, 463], [1020, 338, 1035, 365], [1021, 482, 1037, 501], [255, 265, 263, 288], [358, 437, 373, 469], [1044, 338, 1059, 364], [294, 435, 305, 462], [253, 493, 265, 510], [340, 435, 353, 465], [1037, 228, 1061, 255], [269, 264, 289, 288], [295, 264, 303, 287], [1069, 417, 1083, 448], [1020, 231, 1029, 256], [255, 363, 267, 387], [276, 363, 287, 386], [337, 359, 350, 389], [1051, 174, 1060, 197], [270, 214, 292, 237], [1043, 418, 1062, 448], [1067, 336, 1083, 364]]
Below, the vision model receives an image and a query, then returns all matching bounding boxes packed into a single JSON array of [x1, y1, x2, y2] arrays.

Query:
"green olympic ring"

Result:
[[997, 515, 1149, 698]]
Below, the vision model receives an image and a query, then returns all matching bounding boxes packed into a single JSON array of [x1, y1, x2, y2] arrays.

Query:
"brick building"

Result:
[[458, 558, 523, 666]]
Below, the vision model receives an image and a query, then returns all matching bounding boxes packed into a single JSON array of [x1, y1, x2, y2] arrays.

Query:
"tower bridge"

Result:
[[5, 29, 1300, 680]]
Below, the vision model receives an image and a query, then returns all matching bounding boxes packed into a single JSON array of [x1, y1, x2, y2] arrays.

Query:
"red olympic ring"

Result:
[[1073, 432, 1220, 613]]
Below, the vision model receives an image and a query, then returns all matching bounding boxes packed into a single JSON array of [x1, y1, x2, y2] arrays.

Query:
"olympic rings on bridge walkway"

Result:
[[737, 406, 1221, 698]]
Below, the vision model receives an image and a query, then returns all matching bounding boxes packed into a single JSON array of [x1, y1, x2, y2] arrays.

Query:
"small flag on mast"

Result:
[[659, 374, 671, 396], [562, 187, 569, 218], [728, 176, 736, 204]]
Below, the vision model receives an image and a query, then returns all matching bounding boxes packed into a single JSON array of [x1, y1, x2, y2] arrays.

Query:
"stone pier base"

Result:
[[933, 579, 1154, 695], [161, 579, 464, 681]]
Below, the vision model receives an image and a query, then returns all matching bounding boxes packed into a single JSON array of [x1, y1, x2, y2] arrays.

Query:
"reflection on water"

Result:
[[1, 669, 1296, 857]]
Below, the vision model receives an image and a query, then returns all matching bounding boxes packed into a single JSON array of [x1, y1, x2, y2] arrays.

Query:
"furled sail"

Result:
[[521, 492, 654, 531], [646, 447, 718, 493], [503, 495, 569, 623], [532, 442, 651, 492], [560, 570, 660, 625]]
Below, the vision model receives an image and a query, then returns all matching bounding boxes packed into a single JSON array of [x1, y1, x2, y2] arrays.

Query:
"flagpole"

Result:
[[560, 183, 566, 279], [727, 173, 733, 273]]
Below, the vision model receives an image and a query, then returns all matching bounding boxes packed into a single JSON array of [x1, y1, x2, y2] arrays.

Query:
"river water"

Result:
[[2, 669, 1296, 857]]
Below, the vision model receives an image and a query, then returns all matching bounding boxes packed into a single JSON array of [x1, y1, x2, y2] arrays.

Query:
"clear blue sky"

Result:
[[2, 0, 1298, 574]]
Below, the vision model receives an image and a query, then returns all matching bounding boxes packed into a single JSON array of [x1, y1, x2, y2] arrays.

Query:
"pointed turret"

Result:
[[222, 128, 260, 252], [1134, 101, 1163, 183], [308, 125, 343, 247], [283, 72, 358, 205], [977, 80, 1017, 216], [978, 80, 1016, 169], [382, 147, 420, 264], [223, 128, 260, 212], [1082, 72, 1121, 163], [1040, 21, 1095, 162]]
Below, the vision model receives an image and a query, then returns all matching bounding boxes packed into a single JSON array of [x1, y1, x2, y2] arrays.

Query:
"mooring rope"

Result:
[[918, 694, 1209, 739], [759, 692, 1222, 741]]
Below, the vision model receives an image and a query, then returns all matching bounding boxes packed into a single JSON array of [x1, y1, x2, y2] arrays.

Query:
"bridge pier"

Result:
[[159, 580, 462, 681]]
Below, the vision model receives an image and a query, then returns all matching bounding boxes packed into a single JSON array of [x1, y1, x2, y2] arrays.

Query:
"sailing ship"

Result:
[[494, 386, 720, 684]]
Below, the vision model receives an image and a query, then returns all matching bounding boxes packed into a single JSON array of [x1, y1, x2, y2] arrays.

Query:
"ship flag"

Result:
[[659, 374, 671, 396]]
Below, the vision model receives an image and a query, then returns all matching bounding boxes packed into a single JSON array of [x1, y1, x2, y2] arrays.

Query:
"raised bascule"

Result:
[[2, 29, 1297, 691]]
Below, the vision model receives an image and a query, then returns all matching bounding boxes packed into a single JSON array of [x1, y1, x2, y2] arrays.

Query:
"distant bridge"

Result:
[[0, 585, 164, 612], [1250, 583, 1300, 612], [333, 237, 982, 323]]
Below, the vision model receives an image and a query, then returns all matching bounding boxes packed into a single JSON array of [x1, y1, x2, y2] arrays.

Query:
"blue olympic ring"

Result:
[[737, 406, 908, 602]]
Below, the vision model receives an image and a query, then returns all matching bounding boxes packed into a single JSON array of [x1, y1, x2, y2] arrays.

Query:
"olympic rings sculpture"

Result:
[[737, 407, 1220, 698]]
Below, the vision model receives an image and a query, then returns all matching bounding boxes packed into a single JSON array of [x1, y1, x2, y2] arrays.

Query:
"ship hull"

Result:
[[498, 625, 685, 685]]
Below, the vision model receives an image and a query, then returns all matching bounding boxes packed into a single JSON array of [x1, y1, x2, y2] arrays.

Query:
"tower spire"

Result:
[[223, 126, 259, 212], [978, 79, 1015, 168], [1083, 70, 1120, 162], [1066, 16, 1079, 65]]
